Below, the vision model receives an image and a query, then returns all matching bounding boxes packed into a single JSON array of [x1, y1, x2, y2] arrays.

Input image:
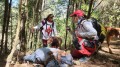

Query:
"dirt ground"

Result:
[[0, 40, 120, 67], [0, 54, 8, 67]]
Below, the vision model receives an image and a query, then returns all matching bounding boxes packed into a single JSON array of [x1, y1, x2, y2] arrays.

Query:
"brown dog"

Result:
[[105, 27, 120, 53]]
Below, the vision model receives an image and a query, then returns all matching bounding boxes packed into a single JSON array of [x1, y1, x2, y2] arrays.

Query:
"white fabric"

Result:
[[33, 20, 58, 40], [76, 19, 98, 40]]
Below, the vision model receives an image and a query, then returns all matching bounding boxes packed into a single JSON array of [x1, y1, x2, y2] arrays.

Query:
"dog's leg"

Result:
[[106, 36, 112, 53]]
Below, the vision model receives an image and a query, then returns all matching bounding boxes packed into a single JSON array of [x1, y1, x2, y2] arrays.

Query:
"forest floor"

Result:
[[0, 40, 120, 67], [0, 53, 8, 67]]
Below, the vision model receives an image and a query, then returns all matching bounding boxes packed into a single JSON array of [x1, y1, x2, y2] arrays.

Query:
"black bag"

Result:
[[72, 38, 81, 50]]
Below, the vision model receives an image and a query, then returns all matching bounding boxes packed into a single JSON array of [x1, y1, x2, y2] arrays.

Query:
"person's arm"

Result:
[[78, 21, 97, 38], [30, 22, 42, 33], [33, 22, 42, 30]]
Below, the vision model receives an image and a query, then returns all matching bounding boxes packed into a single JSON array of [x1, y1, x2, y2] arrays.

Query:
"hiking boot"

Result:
[[79, 56, 90, 63]]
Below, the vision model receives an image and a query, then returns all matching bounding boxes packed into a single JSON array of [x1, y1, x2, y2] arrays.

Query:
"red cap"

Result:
[[70, 10, 84, 17]]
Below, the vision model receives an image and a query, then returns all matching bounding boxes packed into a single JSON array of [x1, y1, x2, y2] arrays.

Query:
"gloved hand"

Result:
[[75, 30, 81, 37]]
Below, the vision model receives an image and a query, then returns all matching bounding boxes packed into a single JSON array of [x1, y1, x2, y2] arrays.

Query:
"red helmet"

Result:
[[70, 10, 84, 17]]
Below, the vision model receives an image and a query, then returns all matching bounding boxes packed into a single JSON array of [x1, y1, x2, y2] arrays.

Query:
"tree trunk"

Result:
[[27, 7, 35, 49], [19, 11, 27, 52], [4, 0, 12, 54], [5, 0, 22, 67], [87, 0, 94, 19], [0, 0, 9, 54], [36, 0, 44, 48], [35, 0, 40, 24], [10, 10, 13, 50], [65, 0, 70, 49]]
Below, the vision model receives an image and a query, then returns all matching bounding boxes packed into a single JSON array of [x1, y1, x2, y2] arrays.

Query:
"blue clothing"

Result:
[[60, 54, 73, 65], [24, 48, 73, 66], [24, 47, 57, 62]]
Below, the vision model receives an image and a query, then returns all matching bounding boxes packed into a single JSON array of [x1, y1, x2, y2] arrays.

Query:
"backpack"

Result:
[[90, 18, 106, 43], [90, 18, 101, 37], [40, 19, 54, 31]]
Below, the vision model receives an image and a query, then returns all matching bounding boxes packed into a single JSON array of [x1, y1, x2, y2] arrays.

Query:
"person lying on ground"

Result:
[[23, 37, 73, 66]]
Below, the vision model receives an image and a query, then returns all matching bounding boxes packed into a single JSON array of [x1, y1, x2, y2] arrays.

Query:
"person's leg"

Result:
[[99, 34, 105, 44], [42, 39, 48, 47], [23, 54, 36, 62], [60, 54, 73, 65], [71, 49, 83, 59], [35, 58, 44, 65]]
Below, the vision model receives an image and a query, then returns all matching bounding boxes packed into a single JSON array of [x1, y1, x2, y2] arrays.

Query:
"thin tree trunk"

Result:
[[93, 0, 103, 10], [79, 0, 82, 9], [0, 0, 9, 54], [4, 0, 12, 53], [10, 14, 13, 50], [19, 11, 27, 52], [36, 0, 43, 48], [84, 0, 87, 4], [87, 0, 94, 19], [35, 0, 40, 24], [25, 0, 29, 50], [72, 0, 76, 39], [76, 2, 80, 10], [65, 0, 70, 49], [28, 7, 35, 49]]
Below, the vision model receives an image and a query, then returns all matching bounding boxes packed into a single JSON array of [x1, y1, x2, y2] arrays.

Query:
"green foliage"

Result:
[[81, 4, 89, 13], [27, 0, 36, 19], [94, 0, 120, 27], [2, 0, 120, 51]]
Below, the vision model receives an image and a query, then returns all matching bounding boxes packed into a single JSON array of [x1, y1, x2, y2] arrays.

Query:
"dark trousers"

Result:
[[42, 39, 48, 47]]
